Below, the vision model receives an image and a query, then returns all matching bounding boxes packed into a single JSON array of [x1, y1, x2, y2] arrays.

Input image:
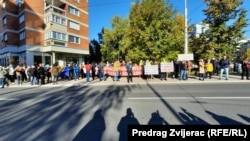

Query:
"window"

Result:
[[69, 35, 80, 44], [19, 31, 25, 40], [69, 21, 80, 30], [46, 15, 66, 26], [68, 6, 79, 16], [52, 31, 66, 41], [45, 31, 66, 41], [3, 33, 8, 42], [74, 0, 79, 3], [19, 14, 24, 23], [61, 19, 66, 25], [3, 17, 7, 25]]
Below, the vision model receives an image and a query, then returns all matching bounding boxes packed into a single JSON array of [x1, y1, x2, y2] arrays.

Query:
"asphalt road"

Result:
[[0, 82, 250, 141]]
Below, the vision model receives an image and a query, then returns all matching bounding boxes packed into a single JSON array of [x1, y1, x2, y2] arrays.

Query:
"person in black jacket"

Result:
[[28, 65, 38, 85], [219, 55, 230, 80], [241, 56, 249, 80], [37, 63, 46, 85]]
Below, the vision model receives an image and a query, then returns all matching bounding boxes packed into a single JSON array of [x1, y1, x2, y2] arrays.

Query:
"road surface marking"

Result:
[[0, 98, 19, 101], [128, 97, 250, 100]]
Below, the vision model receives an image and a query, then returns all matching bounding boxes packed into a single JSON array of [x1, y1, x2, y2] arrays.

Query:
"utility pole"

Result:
[[184, 0, 188, 54]]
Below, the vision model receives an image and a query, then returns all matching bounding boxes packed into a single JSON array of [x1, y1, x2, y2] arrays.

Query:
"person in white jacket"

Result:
[[8, 64, 15, 84]]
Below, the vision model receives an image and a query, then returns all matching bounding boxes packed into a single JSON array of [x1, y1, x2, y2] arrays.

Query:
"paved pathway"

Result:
[[4, 73, 249, 88]]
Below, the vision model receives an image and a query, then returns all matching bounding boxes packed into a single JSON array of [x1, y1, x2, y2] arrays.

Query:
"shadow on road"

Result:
[[206, 110, 244, 125], [178, 107, 209, 125], [1, 83, 249, 141], [72, 109, 105, 141], [117, 108, 140, 141]]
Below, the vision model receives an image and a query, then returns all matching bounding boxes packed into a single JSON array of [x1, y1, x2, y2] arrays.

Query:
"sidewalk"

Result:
[[4, 74, 249, 88]]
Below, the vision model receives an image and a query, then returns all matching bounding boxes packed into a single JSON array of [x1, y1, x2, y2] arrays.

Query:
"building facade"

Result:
[[0, 0, 89, 67], [239, 40, 250, 57], [190, 23, 209, 38]]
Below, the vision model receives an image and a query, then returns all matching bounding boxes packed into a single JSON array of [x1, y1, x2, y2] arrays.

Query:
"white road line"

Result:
[[128, 97, 250, 100], [0, 98, 19, 101]]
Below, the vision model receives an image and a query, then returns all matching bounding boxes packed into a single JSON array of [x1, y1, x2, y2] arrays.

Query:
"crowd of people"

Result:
[[0, 55, 250, 88], [0, 61, 108, 88]]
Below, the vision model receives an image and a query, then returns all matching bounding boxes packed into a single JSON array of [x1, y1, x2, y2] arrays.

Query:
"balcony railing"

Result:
[[45, 5, 66, 16]]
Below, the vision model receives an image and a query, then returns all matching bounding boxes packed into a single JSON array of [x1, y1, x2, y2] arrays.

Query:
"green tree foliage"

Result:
[[127, 0, 183, 62], [246, 49, 250, 58], [101, 16, 130, 62], [89, 39, 102, 63], [190, 0, 248, 61], [100, 0, 185, 63]]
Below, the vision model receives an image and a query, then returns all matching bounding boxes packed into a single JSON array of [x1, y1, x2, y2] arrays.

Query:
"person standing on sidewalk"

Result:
[[51, 63, 59, 85], [85, 62, 91, 82], [126, 60, 133, 83], [28, 65, 38, 85], [113, 59, 120, 81], [205, 59, 214, 79], [219, 55, 230, 80], [198, 59, 205, 80], [15, 65, 24, 86], [8, 64, 15, 84], [73, 63, 80, 81], [37, 63, 46, 85], [179, 60, 188, 80], [241, 56, 249, 80], [0, 66, 8, 88], [97, 61, 105, 81]]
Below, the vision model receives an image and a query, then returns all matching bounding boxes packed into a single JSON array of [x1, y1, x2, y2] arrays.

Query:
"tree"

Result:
[[100, 0, 186, 63], [89, 39, 102, 63], [124, 0, 184, 62], [246, 48, 250, 58], [190, 0, 248, 61], [101, 16, 130, 63]]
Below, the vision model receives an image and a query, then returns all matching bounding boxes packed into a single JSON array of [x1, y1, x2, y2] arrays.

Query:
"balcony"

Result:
[[45, 5, 66, 16], [45, 39, 67, 47]]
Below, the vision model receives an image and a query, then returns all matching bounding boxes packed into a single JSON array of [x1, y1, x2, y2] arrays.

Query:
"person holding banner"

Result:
[[179, 60, 188, 80], [113, 59, 120, 81], [160, 59, 167, 81]]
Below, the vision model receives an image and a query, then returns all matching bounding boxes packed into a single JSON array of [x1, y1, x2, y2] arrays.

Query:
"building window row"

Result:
[[69, 20, 80, 30], [45, 32, 80, 44], [69, 35, 80, 44], [45, 15, 66, 26], [68, 6, 79, 16], [19, 14, 24, 24], [19, 31, 25, 40], [45, 31, 66, 41], [3, 14, 24, 25], [53, 31, 66, 41], [3, 17, 7, 25], [3, 33, 8, 42]]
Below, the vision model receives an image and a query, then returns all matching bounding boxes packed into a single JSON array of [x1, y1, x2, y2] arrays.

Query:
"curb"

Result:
[[4, 75, 249, 88]]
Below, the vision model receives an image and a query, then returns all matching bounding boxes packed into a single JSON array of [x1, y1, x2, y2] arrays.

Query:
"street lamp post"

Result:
[[184, 0, 188, 54]]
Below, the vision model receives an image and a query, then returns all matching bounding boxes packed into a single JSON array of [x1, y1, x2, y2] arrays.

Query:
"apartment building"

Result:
[[0, 0, 89, 67], [190, 23, 209, 38]]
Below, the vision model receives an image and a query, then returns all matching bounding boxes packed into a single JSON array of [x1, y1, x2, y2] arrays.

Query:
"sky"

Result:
[[88, 0, 250, 41]]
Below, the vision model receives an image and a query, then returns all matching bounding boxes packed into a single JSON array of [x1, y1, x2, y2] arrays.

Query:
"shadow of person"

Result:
[[117, 108, 140, 141], [238, 114, 250, 123], [205, 110, 243, 125], [72, 109, 105, 141], [179, 107, 209, 125], [148, 110, 169, 125]]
